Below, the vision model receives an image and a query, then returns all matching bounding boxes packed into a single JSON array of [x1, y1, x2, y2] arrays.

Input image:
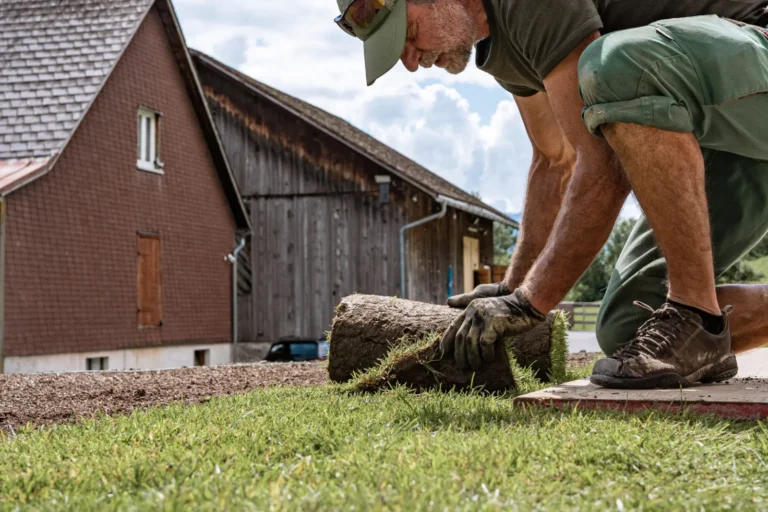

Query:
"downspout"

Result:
[[400, 198, 448, 299], [227, 235, 248, 363], [0, 197, 5, 374]]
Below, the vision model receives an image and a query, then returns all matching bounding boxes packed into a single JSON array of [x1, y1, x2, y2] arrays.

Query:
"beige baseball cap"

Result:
[[334, 0, 407, 85]]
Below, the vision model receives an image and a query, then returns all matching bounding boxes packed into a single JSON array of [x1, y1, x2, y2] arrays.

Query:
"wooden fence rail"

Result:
[[557, 301, 601, 331]]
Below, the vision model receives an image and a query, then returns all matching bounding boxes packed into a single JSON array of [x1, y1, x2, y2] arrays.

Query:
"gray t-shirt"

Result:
[[477, 0, 768, 97]]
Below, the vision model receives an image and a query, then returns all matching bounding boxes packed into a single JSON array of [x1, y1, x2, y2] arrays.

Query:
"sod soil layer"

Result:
[[0, 353, 602, 432], [0, 363, 328, 432]]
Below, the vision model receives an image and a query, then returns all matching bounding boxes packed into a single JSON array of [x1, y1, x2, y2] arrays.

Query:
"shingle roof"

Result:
[[191, 51, 518, 228], [0, 0, 153, 160], [0, 0, 250, 229]]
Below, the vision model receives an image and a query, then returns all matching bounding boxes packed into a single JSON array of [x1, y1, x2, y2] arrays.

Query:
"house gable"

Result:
[[0, 0, 249, 230], [3, 6, 237, 357]]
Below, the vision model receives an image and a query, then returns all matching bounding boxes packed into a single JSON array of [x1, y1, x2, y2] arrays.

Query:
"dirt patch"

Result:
[[350, 335, 517, 394], [0, 353, 601, 433], [0, 363, 328, 432], [568, 351, 603, 368]]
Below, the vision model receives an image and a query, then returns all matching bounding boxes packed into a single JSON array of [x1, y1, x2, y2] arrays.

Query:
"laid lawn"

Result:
[[3, 375, 768, 511]]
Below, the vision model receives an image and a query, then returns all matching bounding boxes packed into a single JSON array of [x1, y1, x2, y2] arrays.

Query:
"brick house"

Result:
[[0, 0, 250, 373]]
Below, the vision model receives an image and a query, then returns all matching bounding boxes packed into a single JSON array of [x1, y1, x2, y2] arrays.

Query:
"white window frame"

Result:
[[137, 107, 164, 174]]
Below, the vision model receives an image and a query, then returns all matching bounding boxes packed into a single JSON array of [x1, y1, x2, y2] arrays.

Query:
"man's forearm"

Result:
[[521, 150, 630, 313], [504, 156, 573, 290]]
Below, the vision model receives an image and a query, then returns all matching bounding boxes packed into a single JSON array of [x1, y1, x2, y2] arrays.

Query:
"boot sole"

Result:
[[700, 355, 739, 384], [590, 354, 738, 390]]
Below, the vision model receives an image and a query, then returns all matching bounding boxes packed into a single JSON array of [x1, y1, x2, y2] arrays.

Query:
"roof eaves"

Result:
[[0, 158, 53, 197], [192, 51, 518, 228], [190, 51, 442, 204], [437, 195, 519, 228], [155, 1, 251, 231]]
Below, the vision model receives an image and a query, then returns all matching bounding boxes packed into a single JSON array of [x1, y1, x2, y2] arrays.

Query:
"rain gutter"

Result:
[[399, 198, 449, 299]]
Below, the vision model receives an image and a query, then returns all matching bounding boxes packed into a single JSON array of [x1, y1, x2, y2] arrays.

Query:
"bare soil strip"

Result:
[[0, 363, 328, 432], [568, 351, 602, 368], [0, 353, 602, 433]]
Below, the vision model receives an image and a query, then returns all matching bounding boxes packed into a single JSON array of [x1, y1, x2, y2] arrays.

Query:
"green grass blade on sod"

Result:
[[3, 384, 768, 511], [344, 311, 570, 394]]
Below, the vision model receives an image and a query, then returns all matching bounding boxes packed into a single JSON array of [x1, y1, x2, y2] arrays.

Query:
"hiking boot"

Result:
[[591, 302, 737, 389]]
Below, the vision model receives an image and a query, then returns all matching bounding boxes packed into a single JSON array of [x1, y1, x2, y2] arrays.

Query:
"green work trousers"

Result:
[[576, 15, 768, 355]]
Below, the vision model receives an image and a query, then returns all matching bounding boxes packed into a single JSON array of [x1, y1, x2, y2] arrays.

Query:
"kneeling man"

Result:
[[334, 0, 768, 388]]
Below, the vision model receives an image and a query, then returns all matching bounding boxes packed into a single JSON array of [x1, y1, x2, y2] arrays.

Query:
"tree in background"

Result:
[[566, 220, 767, 300], [717, 262, 763, 284], [492, 218, 636, 301], [716, 235, 767, 284], [494, 211, 767, 303], [493, 222, 518, 266], [567, 218, 637, 302], [746, 236, 768, 259]]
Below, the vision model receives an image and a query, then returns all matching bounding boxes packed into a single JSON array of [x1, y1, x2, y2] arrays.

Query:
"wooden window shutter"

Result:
[[137, 234, 162, 327]]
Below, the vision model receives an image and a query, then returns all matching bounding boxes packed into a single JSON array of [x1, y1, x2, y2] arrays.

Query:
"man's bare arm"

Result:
[[521, 33, 631, 313], [441, 33, 631, 369], [446, 93, 576, 308], [504, 93, 576, 290]]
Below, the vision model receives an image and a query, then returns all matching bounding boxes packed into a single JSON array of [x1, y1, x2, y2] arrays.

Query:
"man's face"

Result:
[[400, 0, 477, 75]]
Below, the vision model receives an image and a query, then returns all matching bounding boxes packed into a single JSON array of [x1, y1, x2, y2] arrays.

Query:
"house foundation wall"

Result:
[[4, 342, 232, 374]]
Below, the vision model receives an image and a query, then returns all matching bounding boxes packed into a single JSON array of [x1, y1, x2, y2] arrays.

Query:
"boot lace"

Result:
[[613, 302, 693, 360]]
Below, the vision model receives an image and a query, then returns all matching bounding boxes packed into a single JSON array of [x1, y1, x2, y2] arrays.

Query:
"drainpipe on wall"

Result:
[[227, 235, 249, 363], [400, 198, 448, 300], [0, 198, 6, 374]]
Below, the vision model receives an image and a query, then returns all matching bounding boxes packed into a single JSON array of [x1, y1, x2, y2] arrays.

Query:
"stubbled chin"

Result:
[[420, 51, 470, 74], [443, 60, 469, 74]]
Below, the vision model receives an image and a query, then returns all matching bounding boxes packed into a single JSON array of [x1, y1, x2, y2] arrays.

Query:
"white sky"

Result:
[[174, 0, 640, 218]]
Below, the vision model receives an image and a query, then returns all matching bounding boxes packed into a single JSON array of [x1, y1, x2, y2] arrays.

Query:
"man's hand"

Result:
[[440, 289, 546, 371], [446, 282, 510, 309]]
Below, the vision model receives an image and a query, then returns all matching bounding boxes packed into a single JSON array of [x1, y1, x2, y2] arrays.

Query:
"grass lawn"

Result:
[[747, 256, 768, 282], [3, 375, 768, 511]]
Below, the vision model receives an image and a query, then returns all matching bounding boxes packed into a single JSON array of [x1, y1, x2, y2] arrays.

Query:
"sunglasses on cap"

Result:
[[335, 0, 397, 38]]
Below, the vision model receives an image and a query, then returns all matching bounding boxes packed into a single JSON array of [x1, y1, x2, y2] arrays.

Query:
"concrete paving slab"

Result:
[[520, 347, 768, 420], [516, 378, 768, 419], [736, 348, 768, 378], [567, 331, 601, 353]]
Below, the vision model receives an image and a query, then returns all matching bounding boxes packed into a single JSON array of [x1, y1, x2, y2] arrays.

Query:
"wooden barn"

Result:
[[191, 51, 518, 355]]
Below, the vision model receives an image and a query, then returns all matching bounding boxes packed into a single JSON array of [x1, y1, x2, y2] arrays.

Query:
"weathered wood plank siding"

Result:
[[197, 66, 494, 344], [404, 196, 493, 304]]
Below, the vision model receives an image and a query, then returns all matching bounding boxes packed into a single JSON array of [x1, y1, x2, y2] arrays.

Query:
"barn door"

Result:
[[462, 236, 480, 293]]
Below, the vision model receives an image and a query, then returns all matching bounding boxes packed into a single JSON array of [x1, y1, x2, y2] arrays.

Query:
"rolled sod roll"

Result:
[[328, 295, 568, 393]]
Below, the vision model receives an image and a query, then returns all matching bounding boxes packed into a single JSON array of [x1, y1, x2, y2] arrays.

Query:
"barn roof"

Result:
[[190, 51, 518, 229], [0, 0, 249, 229]]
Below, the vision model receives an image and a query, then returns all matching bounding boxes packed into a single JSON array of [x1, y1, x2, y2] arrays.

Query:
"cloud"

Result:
[[173, 0, 533, 211], [341, 83, 532, 213], [173, 0, 667, 225], [175, 0, 498, 98], [213, 35, 249, 69], [174, 0, 644, 222], [476, 101, 532, 213], [621, 195, 642, 220]]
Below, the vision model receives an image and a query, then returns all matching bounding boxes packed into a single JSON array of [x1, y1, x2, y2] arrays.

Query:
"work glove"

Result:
[[446, 282, 511, 309], [440, 288, 546, 371]]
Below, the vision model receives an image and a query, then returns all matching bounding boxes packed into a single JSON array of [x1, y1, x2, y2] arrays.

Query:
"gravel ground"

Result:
[[0, 354, 603, 433], [0, 363, 328, 432], [568, 351, 603, 368]]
